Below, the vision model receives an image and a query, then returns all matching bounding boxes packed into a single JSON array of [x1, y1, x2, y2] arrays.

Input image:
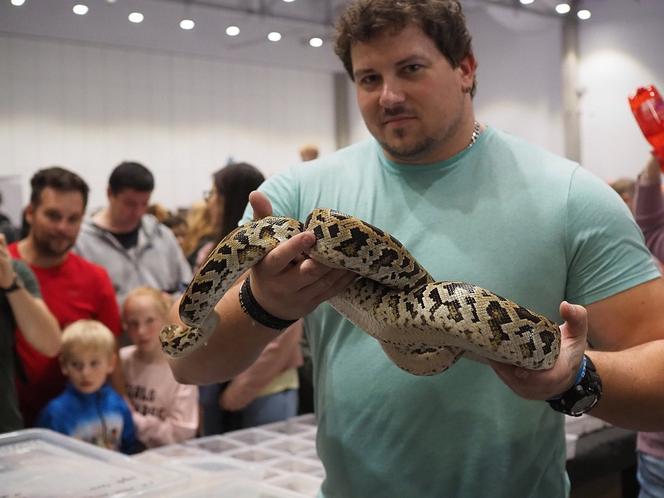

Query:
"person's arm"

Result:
[[634, 156, 664, 261], [1, 235, 60, 356], [130, 384, 199, 446], [492, 277, 664, 431], [220, 320, 303, 411], [168, 191, 355, 385]]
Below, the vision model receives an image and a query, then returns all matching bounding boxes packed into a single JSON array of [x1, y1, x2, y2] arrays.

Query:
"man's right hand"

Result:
[[246, 191, 356, 321]]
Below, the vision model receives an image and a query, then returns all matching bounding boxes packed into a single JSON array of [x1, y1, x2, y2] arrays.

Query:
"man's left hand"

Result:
[[490, 301, 588, 400]]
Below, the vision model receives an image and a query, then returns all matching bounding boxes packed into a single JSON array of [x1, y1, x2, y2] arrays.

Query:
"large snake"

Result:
[[160, 208, 560, 375]]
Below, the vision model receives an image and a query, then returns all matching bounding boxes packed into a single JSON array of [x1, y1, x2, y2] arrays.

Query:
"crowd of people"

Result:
[[0, 155, 315, 454], [1, 0, 663, 496]]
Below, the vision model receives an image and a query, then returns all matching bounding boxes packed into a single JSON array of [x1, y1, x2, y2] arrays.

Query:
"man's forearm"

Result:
[[587, 340, 664, 431], [168, 282, 286, 385], [9, 292, 61, 357]]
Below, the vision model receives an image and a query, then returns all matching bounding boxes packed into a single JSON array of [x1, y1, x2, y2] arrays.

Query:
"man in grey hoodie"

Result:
[[75, 161, 192, 305]]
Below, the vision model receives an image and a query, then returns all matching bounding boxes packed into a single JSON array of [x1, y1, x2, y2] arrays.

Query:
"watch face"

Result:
[[570, 395, 599, 416]]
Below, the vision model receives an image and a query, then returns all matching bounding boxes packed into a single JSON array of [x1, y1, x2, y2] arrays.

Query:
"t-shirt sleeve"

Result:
[[240, 166, 301, 225], [12, 260, 40, 298], [565, 166, 660, 305]]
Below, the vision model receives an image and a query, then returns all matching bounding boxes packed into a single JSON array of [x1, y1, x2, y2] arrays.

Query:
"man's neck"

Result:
[[17, 238, 68, 269], [93, 207, 140, 234]]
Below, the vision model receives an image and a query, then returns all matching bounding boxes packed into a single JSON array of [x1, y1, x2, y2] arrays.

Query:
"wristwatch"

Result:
[[547, 355, 602, 417], [1, 274, 22, 294]]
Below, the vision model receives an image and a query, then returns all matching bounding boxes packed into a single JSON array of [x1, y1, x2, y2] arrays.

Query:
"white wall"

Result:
[[2, 0, 663, 214], [578, 0, 664, 181], [0, 34, 336, 212]]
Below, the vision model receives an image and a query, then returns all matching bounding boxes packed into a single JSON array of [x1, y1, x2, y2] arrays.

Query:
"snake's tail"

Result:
[[160, 312, 221, 358]]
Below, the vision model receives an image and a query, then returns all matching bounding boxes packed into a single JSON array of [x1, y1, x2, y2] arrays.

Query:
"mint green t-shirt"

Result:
[[251, 127, 658, 498]]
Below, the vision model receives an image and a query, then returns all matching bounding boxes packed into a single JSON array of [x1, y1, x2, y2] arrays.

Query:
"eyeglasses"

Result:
[[203, 190, 213, 201]]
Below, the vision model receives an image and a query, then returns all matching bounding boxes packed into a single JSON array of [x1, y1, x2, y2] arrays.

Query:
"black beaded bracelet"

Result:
[[239, 277, 298, 330]]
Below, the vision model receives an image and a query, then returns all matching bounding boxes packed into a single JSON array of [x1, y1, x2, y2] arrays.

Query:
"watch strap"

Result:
[[239, 276, 298, 330], [1, 274, 22, 293], [547, 354, 602, 417]]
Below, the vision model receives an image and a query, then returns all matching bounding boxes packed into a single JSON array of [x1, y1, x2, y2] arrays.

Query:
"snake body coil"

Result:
[[160, 209, 560, 375]]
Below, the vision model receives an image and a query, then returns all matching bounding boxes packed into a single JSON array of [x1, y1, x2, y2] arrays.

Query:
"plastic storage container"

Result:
[[0, 428, 186, 497]]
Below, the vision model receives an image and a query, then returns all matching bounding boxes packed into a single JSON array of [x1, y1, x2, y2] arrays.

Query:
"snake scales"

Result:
[[160, 208, 560, 375]]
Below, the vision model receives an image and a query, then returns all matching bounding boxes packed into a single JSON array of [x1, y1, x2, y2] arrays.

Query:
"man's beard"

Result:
[[378, 132, 437, 162], [32, 232, 74, 258]]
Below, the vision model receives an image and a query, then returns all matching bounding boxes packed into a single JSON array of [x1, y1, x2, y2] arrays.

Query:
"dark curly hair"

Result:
[[334, 0, 476, 97]]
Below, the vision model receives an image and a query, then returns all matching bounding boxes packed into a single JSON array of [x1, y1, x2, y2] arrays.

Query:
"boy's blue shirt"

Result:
[[37, 382, 138, 454]]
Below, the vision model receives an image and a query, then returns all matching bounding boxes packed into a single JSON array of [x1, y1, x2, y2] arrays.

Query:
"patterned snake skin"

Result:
[[160, 208, 560, 375]]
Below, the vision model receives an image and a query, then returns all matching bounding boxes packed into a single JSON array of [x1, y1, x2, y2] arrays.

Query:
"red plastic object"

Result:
[[629, 85, 664, 169]]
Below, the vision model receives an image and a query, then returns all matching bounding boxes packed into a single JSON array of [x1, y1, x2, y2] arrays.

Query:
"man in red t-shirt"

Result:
[[9, 167, 122, 426]]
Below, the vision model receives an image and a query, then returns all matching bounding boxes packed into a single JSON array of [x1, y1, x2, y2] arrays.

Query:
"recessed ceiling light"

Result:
[[519, 0, 535, 5], [267, 31, 282, 42], [128, 12, 144, 23], [577, 9, 591, 20], [309, 37, 323, 48], [283, 0, 296, 3], [179, 19, 195, 30], [555, 3, 571, 14], [72, 4, 89, 15], [10, 0, 26, 6], [226, 25, 240, 36]]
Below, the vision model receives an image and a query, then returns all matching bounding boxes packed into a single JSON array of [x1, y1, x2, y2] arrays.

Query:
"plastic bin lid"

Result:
[[0, 428, 187, 497]]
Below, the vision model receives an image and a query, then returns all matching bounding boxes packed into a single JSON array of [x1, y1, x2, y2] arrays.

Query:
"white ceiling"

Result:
[[0, 0, 611, 74]]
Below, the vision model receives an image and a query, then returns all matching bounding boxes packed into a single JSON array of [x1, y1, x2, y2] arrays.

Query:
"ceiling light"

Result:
[[10, 0, 26, 6], [267, 31, 282, 42], [179, 19, 195, 30], [282, 0, 296, 3], [72, 4, 89, 15], [555, 3, 571, 14], [128, 12, 144, 23], [519, 0, 535, 5], [225, 25, 240, 36], [577, 9, 591, 20], [309, 37, 323, 48]]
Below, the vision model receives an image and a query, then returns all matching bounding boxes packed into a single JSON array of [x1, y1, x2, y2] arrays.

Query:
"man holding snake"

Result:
[[168, 1, 664, 496]]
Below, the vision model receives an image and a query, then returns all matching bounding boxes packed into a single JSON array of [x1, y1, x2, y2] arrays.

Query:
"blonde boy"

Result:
[[37, 320, 138, 453]]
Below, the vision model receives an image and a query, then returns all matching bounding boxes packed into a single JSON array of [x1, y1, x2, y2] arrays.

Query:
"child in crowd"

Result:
[[37, 320, 137, 454], [120, 287, 198, 448]]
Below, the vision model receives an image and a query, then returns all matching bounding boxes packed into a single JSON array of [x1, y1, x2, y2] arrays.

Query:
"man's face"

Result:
[[61, 346, 115, 394], [351, 23, 477, 164], [27, 187, 85, 258], [108, 188, 151, 233]]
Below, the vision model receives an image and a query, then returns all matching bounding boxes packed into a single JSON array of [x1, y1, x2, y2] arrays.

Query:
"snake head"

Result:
[[160, 323, 198, 358]]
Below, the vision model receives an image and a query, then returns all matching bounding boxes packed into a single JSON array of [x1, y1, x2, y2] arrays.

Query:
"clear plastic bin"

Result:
[[134, 443, 210, 464], [0, 428, 187, 497], [185, 434, 245, 454], [262, 437, 313, 456], [290, 414, 317, 426], [167, 478, 309, 498], [267, 456, 323, 476], [261, 420, 314, 437], [265, 472, 323, 496], [225, 428, 279, 445], [225, 446, 284, 464]]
